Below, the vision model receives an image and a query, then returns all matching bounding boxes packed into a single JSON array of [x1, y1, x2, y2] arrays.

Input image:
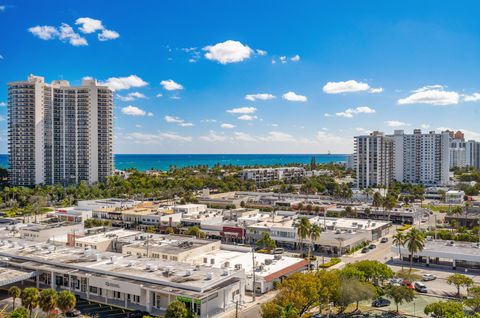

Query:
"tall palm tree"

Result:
[[57, 291, 76, 317], [21, 287, 39, 318], [8, 286, 21, 311], [392, 232, 406, 270], [309, 224, 322, 271], [296, 217, 311, 256], [404, 228, 426, 273], [39, 288, 58, 316]]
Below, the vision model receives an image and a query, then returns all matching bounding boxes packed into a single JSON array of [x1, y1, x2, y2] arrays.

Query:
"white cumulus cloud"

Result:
[[28, 25, 59, 40], [398, 85, 459, 106], [245, 93, 276, 101], [323, 80, 380, 94], [238, 115, 258, 121], [164, 115, 193, 127], [203, 40, 253, 64], [59, 23, 88, 46], [256, 49, 267, 56], [199, 131, 227, 142], [330, 106, 376, 118], [160, 79, 184, 91], [116, 92, 147, 101], [98, 29, 120, 41], [75, 17, 104, 33], [220, 123, 235, 129], [260, 131, 295, 142], [291, 54, 300, 62], [385, 120, 409, 127], [282, 91, 307, 102], [226, 106, 256, 114], [121, 105, 146, 116], [464, 93, 480, 102], [234, 132, 256, 142], [100, 75, 148, 91]]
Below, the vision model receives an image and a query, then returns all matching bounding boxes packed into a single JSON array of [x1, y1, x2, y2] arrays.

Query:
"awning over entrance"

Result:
[[0, 267, 37, 286]]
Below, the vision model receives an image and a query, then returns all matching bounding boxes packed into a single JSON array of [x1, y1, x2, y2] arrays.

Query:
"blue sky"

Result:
[[1, 1, 480, 154]]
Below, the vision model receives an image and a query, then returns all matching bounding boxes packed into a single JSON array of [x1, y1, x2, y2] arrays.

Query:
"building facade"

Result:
[[8, 75, 113, 186], [354, 131, 394, 188], [389, 129, 451, 185]]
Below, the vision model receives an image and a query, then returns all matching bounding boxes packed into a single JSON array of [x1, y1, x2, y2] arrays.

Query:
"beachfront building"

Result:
[[8, 75, 113, 186], [240, 167, 305, 183], [354, 131, 394, 188], [389, 129, 451, 185]]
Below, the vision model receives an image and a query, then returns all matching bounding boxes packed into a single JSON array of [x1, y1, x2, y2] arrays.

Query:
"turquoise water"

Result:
[[0, 154, 347, 171]]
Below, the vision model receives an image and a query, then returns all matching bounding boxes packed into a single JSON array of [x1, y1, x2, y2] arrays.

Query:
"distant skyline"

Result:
[[1, 1, 480, 154]]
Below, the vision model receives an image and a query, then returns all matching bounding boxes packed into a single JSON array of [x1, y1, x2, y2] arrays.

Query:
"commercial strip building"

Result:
[[0, 239, 244, 318], [8, 75, 113, 186], [246, 212, 391, 255], [392, 239, 480, 269]]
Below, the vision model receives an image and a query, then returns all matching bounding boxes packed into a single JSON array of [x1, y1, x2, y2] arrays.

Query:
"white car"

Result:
[[422, 274, 436, 281]]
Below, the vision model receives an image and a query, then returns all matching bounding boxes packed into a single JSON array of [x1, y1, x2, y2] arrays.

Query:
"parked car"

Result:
[[422, 274, 437, 281], [390, 278, 403, 286], [372, 297, 391, 307], [414, 281, 428, 293], [65, 310, 81, 317], [369, 244, 377, 249], [380, 237, 388, 243], [402, 280, 414, 289], [361, 247, 369, 253]]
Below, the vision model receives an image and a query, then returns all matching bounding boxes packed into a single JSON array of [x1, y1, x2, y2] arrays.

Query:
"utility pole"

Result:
[[235, 299, 239, 318], [252, 240, 256, 302]]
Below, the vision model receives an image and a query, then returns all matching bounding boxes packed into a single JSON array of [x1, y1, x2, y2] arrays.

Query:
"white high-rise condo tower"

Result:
[[8, 75, 114, 186]]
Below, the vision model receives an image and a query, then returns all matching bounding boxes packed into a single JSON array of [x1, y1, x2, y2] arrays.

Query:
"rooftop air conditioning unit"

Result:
[[223, 261, 230, 268], [265, 258, 273, 265], [234, 264, 242, 270], [222, 269, 229, 276], [185, 269, 192, 276], [206, 272, 213, 280], [274, 255, 282, 260]]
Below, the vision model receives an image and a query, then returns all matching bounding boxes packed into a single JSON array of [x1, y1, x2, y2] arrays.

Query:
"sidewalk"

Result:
[[220, 290, 279, 318]]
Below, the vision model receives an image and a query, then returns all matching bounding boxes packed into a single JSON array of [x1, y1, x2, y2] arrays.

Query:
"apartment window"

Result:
[[89, 286, 98, 294]]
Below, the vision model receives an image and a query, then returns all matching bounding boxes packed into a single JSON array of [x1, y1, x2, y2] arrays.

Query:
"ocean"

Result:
[[0, 154, 348, 171]]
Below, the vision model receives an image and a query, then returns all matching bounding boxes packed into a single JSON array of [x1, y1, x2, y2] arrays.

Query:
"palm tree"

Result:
[[21, 287, 39, 318], [57, 291, 76, 317], [404, 228, 425, 273], [309, 224, 322, 271], [296, 217, 311, 256], [392, 232, 406, 270], [382, 195, 397, 221], [8, 286, 21, 311], [39, 288, 58, 316], [372, 192, 383, 211]]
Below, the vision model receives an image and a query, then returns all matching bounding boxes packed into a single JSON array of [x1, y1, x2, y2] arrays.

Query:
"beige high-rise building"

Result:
[[354, 131, 394, 188], [8, 75, 113, 186]]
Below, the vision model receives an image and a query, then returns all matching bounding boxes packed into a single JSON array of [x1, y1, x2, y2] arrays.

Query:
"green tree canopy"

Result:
[[425, 300, 465, 318], [447, 274, 474, 297], [384, 285, 415, 313], [165, 300, 189, 318]]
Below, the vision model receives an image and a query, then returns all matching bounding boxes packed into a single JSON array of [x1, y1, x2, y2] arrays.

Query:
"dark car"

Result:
[[361, 247, 369, 253], [126, 310, 147, 318], [369, 244, 376, 249], [65, 309, 81, 317], [372, 297, 391, 307], [380, 237, 388, 243]]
